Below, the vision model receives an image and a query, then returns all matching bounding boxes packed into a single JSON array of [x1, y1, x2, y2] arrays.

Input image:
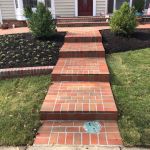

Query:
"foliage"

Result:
[[107, 48, 150, 146], [133, 0, 145, 13], [28, 2, 56, 38], [110, 2, 137, 36], [0, 75, 50, 145], [24, 6, 33, 19]]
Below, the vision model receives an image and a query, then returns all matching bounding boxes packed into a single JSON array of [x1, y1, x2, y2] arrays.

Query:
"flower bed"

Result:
[[0, 32, 65, 69], [101, 28, 150, 54]]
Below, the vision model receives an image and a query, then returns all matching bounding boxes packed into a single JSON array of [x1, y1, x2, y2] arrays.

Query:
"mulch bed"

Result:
[[101, 29, 150, 54], [0, 32, 65, 69]]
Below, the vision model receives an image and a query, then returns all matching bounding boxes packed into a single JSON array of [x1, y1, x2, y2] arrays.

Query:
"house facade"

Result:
[[0, 0, 150, 23]]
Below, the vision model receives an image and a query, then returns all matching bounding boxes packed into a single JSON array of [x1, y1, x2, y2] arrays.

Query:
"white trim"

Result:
[[130, 0, 133, 7], [51, 0, 55, 18], [75, 0, 78, 16], [105, 0, 108, 15], [113, 0, 116, 11], [0, 9, 3, 24], [93, 0, 96, 16]]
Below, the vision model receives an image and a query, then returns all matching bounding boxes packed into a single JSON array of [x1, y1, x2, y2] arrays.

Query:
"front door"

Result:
[[78, 0, 93, 16]]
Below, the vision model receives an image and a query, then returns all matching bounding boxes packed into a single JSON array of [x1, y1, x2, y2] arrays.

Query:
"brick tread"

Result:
[[60, 42, 105, 57], [52, 57, 109, 81], [40, 82, 117, 120], [34, 120, 122, 146]]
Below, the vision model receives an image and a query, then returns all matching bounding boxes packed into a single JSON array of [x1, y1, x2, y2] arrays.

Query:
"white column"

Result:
[[75, 0, 78, 16], [113, 0, 116, 11], [130, 0, 133, 7], [51, 0, 55, 18], [93, 0, 96, 16], [15, 0, 25, 20], [105, 0, 108, 15], [0, 9, 3, 24]]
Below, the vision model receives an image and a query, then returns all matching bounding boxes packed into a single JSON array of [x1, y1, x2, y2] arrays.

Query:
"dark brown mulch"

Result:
[[101, 29, 150, 54], [0, 32, 65, 69]]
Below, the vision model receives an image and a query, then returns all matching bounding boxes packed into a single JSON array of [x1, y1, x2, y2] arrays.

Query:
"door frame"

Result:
[[75, 0, 96, 16]]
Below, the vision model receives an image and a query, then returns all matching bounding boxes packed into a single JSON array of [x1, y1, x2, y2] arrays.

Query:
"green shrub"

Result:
[[28, 2, 56, 38], [141, 129, 150, 146], [24, 6, 33, 19], [110, 2, 137, 36], [133, 0, 145, 13]]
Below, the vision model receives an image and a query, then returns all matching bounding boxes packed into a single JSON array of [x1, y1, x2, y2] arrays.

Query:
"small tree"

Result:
[[28, 2, 56, 38], [110, 2, 137, 36]]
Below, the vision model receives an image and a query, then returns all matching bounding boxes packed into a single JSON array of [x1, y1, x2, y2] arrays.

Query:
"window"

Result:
[[45, 0, 51, 7], [23, 0, 37, 8], [15, 0, 19, 8]]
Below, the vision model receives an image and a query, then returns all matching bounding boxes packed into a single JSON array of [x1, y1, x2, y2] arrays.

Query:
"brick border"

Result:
[[0, 66, 54, 79]]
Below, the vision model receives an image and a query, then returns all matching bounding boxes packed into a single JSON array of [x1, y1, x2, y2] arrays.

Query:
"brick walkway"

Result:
[[34, 27, 122, 146]]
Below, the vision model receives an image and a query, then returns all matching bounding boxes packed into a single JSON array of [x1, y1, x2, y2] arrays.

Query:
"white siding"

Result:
[[0, 0, 16, 19], [96, 0, 106, 16], [55, 0, 75, 17]]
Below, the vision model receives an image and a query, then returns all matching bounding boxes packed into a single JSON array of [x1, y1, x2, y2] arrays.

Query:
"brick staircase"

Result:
[[57, 16, 109, 27], [34, 27, 122, 146]]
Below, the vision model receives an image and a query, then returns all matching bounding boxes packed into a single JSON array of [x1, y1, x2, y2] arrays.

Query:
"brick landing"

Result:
[[34, 120, 122, 146]]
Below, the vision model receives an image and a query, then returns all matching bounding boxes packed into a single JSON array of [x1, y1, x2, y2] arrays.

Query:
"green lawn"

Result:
[[0, 75, 50, 146], [107, 48, 150, 147]]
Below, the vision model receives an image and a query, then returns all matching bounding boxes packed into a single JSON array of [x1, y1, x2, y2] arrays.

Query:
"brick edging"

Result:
[[0, 66, 54, 79]]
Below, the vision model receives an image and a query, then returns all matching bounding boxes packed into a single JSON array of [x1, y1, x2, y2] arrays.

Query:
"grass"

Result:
[[0, 75, 50, 146], [107, 48, 150, 147]]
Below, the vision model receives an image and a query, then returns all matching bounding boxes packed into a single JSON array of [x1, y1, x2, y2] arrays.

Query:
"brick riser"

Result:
[[57, 17, 107, 23], [65, 37, 101, 42], [57, 22, 109, 27], [40, 112, 118, 120], [52, 74, 109, 82], [59, 51, 105, 58]]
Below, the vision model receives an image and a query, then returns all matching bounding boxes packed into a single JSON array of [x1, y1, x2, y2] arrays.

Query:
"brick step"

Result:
[[57, 22, 109, 27], [57, 16, 108, 23], [65, 30, 101, 42], [40, 82, 117, 120], [52, 58, 109, 82], [34, 120, 122, 146], [60, 42, 105, 57]]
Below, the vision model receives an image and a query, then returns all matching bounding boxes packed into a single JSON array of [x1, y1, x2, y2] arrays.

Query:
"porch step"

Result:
[[40, 82, 118, 120], [34, 120, 122, 146], [57, 16, 108, 23], [51, 58, 109, 82], [65, 30, 101, 42], [60, 42, 105, 57], [57, 21, 109, 27]]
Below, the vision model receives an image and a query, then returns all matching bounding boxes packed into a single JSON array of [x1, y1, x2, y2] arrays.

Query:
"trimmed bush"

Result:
[[24, 6, 33, 19], [28, 2, 56, 38], [110, 2, 137, 36], [133, 0, 145, 13]]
